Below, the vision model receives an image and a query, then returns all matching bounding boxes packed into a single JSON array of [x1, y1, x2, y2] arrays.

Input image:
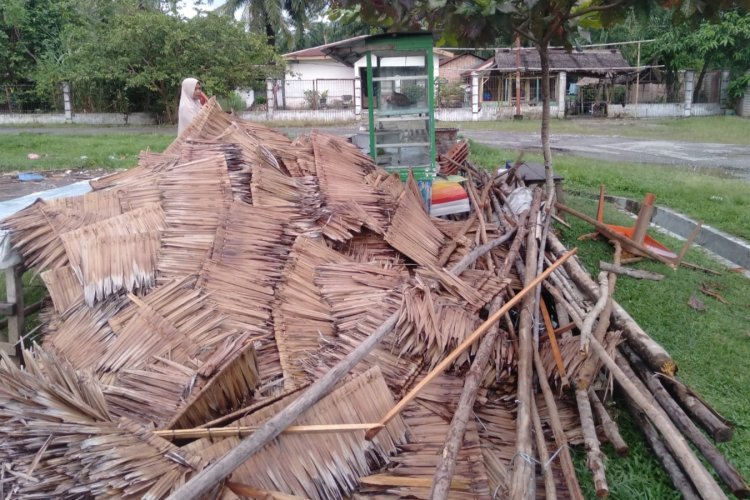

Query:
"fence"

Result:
[[0, 84, 64, 114], [272, 79, 356, 111]]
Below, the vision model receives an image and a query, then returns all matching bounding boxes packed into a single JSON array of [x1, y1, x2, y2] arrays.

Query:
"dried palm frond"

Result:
[[341, 229, 405, 267], [273, 236, 348, 390], [2, 200, 108, 272], [311, 132, 391, 231], [359, 375, 491, 499], [40, 266, 83, 314], [60, 203, 166, 305], [181, 140, 252, 204], [164, 98, 233, 156], [539, 329, 623, 387], [311, 262, 422, 392], [236, 121, 306, 177], [197, 203, 295, 383], [182, 366, 409, 500], [384, 186, 446, 267], [290, 134, 317, 176], [0, 348, 211, 499], [157, 155, 233, 281], [316, 200, 383, 243]]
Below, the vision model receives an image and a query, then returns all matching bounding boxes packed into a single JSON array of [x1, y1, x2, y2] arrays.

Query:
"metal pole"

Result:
[[634, 41, 641, 119]]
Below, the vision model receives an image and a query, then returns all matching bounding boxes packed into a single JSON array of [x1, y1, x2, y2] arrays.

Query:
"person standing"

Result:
[[178, 78, 208, 135]]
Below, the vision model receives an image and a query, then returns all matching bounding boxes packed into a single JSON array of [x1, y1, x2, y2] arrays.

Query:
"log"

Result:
[[588, 338, 728, 500], [659, 375, 733, 442], [598, 262, 664, 281], [533, 347, 584, 500], [555, 202, 677, 268], [510, 188, 542, 500], [621, 346, 750, 497], [366, 248, 578, 441], [575, 387, 609, 497], [546, 233, 676, 376], [531, 397, 558, 500], [620, 390, 701, 500], [588, 389, 628, 457]]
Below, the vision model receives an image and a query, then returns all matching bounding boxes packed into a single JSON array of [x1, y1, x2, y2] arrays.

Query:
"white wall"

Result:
[[287, 60, 354, 80], [0, 112, 157, 125]]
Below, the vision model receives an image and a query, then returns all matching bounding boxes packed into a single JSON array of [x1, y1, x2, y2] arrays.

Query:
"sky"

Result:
[[177, 0, 227, 19]]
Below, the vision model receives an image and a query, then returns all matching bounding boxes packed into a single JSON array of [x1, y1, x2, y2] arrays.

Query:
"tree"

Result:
[[36, 7, 284, 121], [206, 0, 327, 51], [336, 0, 749, 196]]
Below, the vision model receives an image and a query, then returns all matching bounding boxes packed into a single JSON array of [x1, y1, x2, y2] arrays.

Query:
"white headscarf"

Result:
[[178, 78, 202, 136]]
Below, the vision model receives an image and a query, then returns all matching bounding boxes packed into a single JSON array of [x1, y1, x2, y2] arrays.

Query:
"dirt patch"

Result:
[[0, 168, 114, 202]]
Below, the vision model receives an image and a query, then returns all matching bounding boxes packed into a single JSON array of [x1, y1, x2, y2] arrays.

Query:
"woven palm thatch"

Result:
[[61, 203, 166, 306], [182, 366, 408, 500], [384, 184, 446, 267], [156, 155, 233, 282], [164, 98, 232, 156], [41, 266, 84, 314], [180, 140, 253, 204], [273, 236, 348, 390], [359, 374, 491, 499], [0, 349, 218, 500]]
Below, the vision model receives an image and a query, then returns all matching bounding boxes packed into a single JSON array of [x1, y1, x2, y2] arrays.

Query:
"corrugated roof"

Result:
[[493, 48, 631, 73]]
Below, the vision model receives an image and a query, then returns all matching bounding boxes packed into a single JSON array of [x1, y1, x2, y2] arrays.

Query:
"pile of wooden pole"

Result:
[[0, 99, 746, 500]]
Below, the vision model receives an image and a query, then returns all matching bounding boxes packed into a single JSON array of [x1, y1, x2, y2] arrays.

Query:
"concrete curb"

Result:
[[568, 191, 750, 271]]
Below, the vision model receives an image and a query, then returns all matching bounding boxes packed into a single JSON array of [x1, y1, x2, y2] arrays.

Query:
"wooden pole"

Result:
[[156, 423, 383, 440], [659, 375, 733, 443], [631, 193, 655, 246], [588, 338, 728, 500], [540, 299, 568, 387], [531, 397, 558, 500], [598, 262, 664, 281], [673, 221, 702, 267], [575, 387, 609, 497], [621, 346, 750, 497], [634, 42, 641, 119], [365, 248, 578, 441], [588, 389, 629, 457]]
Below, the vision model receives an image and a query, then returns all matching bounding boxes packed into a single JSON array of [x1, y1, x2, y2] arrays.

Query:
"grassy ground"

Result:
[[446, 115, 750, 145], [469, 141, 750, 241], [558, 195, 750, 499], [0, 132, 174, 172]]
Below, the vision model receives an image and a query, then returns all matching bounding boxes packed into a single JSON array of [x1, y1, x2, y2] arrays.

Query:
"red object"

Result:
[[198, 90, 209, 105]]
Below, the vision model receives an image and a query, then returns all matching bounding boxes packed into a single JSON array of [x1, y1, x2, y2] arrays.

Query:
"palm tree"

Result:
[[209, 0, 327, 51]]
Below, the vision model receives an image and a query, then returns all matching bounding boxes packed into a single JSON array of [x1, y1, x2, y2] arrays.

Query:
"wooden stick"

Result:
[[588, 338, 728, 500], [531, 397, 558, 500], [437, 213, 477, 267], [658, 375, 733, 443], [555, 202, 677, 268], [679, 260, 722, 275], [450, 230, 516, 277], [631, 193, 656, 246], [510, 188, 542, 499], [546, 233, 677, 376], [673, 221, 702, 267], [579, 272, 609, 354], [552, 213, 571, 229], [540, 300, 568, 387], [575, 386, 609, 497], [226, 481, 307, 500], [361, 475, 469, 489], [533, 347, 584, 500], [198, 385, 308, 429], [465, 173, 494, 272], [620, 390, 701, 500], [365, 248, 578, 441], [155, 423, 383, 440], [588, 389, 628, 456], [430, 325, 499, 500], [598, 262, 664, 281], [621, 346, 750, 497]]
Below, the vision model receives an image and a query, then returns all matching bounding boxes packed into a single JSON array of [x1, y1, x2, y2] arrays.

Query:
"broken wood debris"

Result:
[[0, 97, 746, 500]]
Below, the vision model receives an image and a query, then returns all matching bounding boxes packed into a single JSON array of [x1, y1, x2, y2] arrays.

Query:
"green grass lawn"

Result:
[[560, 196, 750, 499], [469, 141, 750, 241], [446, 115, 750, 145], [0, 132, 174, 172]]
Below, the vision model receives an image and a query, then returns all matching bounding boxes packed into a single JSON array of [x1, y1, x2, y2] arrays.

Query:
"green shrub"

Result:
[[217, 92, 247, 112]]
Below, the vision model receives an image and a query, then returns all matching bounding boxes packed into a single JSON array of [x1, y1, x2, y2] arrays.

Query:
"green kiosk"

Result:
[[325, 32, 437, 209]]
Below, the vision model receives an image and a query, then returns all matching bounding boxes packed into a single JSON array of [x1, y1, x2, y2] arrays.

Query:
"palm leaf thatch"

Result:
[[156, 155, 233, 282], [40, 266, 84, 315], [60, 203, 166, 305], [181, 366, 408, 500], [180, 140, 253, 204], [273, 236, 348, 390], [0, 349, 219, 500], [164, 98, 232, 156]]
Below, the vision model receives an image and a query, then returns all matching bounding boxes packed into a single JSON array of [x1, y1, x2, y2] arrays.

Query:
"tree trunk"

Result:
[[537, 42, 555, 197], [693, 60, 709, 103], [621, 346, 750, 498]]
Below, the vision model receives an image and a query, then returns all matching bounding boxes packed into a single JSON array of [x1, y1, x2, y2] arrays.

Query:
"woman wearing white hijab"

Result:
[[178, 77, 208, 135]]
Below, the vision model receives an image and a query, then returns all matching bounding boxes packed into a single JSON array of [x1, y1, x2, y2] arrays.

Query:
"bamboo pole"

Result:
[[155, 423, 383, 440], [365, 248, 578, 441], [588, 338, 728, 500]]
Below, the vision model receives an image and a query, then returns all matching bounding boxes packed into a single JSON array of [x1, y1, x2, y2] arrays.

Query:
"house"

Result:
[[281, 36, 452, 110], [439, 53, 487, 83], [467, 48, 632, 117]]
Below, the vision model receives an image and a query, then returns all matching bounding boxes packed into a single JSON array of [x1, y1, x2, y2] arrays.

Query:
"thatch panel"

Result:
[[384, 186, 446, 267], [156, 155, 233, 281], [41, 265, 84, 315], [273, 236, 348, 390], [181, 140, 253, 204], [60, 203, 166, 305], [182, 366, 408, 500], [164, 98, 233, 156]]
